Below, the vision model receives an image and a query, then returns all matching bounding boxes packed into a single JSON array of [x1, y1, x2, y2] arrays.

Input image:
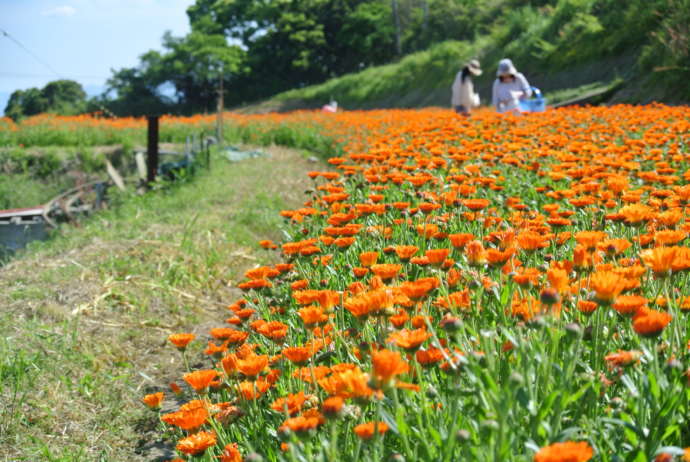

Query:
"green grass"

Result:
[[544, 79, 624, 106], [0, 145, 317, 461], [0, 146, 111, 209]]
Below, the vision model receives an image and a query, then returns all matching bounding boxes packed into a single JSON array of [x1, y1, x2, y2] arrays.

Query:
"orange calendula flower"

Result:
[[618, 203, 654, 225], [612, 295, 647, 316], [577, 300, 598, 315], [256, 321, 289, 342], [259, 239, 277, 250], [183, 370, 219, 392], [359, 251, 379, 267], [463, 198, 490, 210], [395, 245, 419, 261], [517, 231, 549, 251], [387, 328, 431, 351], [415, 347, 445, 366], [654, 230, 686, 246], [640, 246, 679, 276], [318, 366, 373, 399], [176, 430, 217, 456], [465, 240, 487, 265], [597, 238, 632, 256], [574, 231, 607, 250], [238, 278, 273, 291], [534, 441, 593, 462], [237, 378, 272, 400], [370, 263, 402, 281], [298, 305, 329, 326], [236, 354, 269, 378], [210, 327, 249, 344], [354, 421, 389, 440], [168, 333, 195, 350], [371, 349, 409, 387], [162, 402, 208, 431], [632, 309, 672, 337], [279, 409, 325, 434], [589, 271, 627, 304], [604, 350, 642, 368], [282, 345, 318, 365], [271, 391, 309, 416], [219, 443, 243, 462], [142, 392, 164, 409], [322, 396, 344, 417], [448, 233, 475, 249], [425, 248, 450, 266]]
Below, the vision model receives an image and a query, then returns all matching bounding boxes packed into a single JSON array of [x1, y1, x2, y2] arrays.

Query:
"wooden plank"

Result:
[[106, 159, 126, 191], [135, 152, 147, 180]]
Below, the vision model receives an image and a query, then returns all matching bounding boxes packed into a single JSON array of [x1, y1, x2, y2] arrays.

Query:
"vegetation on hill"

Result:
[[4, 80, 90, 121], [261, 0, 689, 110], [5, 1, 687, 118], [98, 0, 689, 115]]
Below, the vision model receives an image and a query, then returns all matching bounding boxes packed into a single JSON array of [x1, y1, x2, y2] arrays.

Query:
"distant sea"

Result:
[[0, 84, 106, 117]]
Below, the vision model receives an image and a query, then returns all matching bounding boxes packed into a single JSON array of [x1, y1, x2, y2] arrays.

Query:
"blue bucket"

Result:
[[519, 87, 546, 112]]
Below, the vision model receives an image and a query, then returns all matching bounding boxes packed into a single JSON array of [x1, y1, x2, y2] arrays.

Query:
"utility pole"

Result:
[[216, 62, 224, 147], [392, 0, 402, 55]]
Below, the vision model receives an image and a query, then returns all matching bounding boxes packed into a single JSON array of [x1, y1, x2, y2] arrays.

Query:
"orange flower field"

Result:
[[133, 105, 690, 461]]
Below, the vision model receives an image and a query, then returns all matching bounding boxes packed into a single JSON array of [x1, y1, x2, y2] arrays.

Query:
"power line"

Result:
[[1, 27, 116, 117], [1, 28, 63, 78]]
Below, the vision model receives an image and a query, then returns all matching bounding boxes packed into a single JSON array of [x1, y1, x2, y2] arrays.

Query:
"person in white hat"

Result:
[[451, 59, 482, 115], [491, 58, 532, 113]]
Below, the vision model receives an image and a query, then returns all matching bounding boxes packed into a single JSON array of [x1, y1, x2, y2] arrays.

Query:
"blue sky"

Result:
[[0, 0, 195, 114]]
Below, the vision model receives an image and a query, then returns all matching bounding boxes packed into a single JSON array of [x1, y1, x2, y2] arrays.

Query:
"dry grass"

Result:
[[0, 145, 315, 461]]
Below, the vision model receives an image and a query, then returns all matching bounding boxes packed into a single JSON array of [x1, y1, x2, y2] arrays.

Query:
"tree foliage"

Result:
[[5, 80, 87, 121], [61, 0, 690, 115]]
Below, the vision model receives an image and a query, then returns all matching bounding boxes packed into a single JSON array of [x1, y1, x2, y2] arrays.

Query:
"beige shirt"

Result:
[[451, 72, 479, 108]]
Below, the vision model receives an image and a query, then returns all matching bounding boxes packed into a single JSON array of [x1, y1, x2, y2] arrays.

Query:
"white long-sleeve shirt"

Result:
[[451, 72, 478, 108], [492, 73, 532, 113]]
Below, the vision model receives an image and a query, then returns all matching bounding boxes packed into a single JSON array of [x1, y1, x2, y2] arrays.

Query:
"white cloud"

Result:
[[41, 5, 77, 17]]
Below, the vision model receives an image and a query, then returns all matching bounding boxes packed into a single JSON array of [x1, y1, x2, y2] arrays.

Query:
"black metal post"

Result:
[[146, 116, 159, 184]]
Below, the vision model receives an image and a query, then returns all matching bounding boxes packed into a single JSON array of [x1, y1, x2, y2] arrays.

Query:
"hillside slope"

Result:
[[237, 1, 689, 112]]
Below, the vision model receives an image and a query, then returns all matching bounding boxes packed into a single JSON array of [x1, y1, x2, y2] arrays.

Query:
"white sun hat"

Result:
[[467, 59, 482, 76], [497, 58, 518, 77]]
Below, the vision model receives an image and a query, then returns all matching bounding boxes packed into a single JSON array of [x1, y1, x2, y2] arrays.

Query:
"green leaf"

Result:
[[601, 417, 645, 439], [537, 391, 560, 421], [647, 371, 660, 401], [565, 382, 592, 407], [379, 407, 400, 435]]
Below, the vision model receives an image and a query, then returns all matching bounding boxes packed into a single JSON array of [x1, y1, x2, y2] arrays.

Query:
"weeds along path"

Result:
[[0, 146, 316, 461]]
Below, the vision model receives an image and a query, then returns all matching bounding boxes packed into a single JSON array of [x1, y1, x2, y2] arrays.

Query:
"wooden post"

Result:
[[217, 64, 224, 147], [146, 116, 159, 184]]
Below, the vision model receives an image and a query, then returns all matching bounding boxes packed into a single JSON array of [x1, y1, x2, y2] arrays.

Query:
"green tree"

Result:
[[187, 0, 398, 101], [4, 80, 86, 120], [103, 31, 245, 115]]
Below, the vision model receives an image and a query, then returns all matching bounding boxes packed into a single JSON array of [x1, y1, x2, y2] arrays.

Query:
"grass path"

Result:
[[0, 146, 315, 461]]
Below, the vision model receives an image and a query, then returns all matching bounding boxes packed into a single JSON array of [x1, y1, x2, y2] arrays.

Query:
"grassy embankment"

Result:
[[0, 116, 336, 460], [0, 113, 336, 210]]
